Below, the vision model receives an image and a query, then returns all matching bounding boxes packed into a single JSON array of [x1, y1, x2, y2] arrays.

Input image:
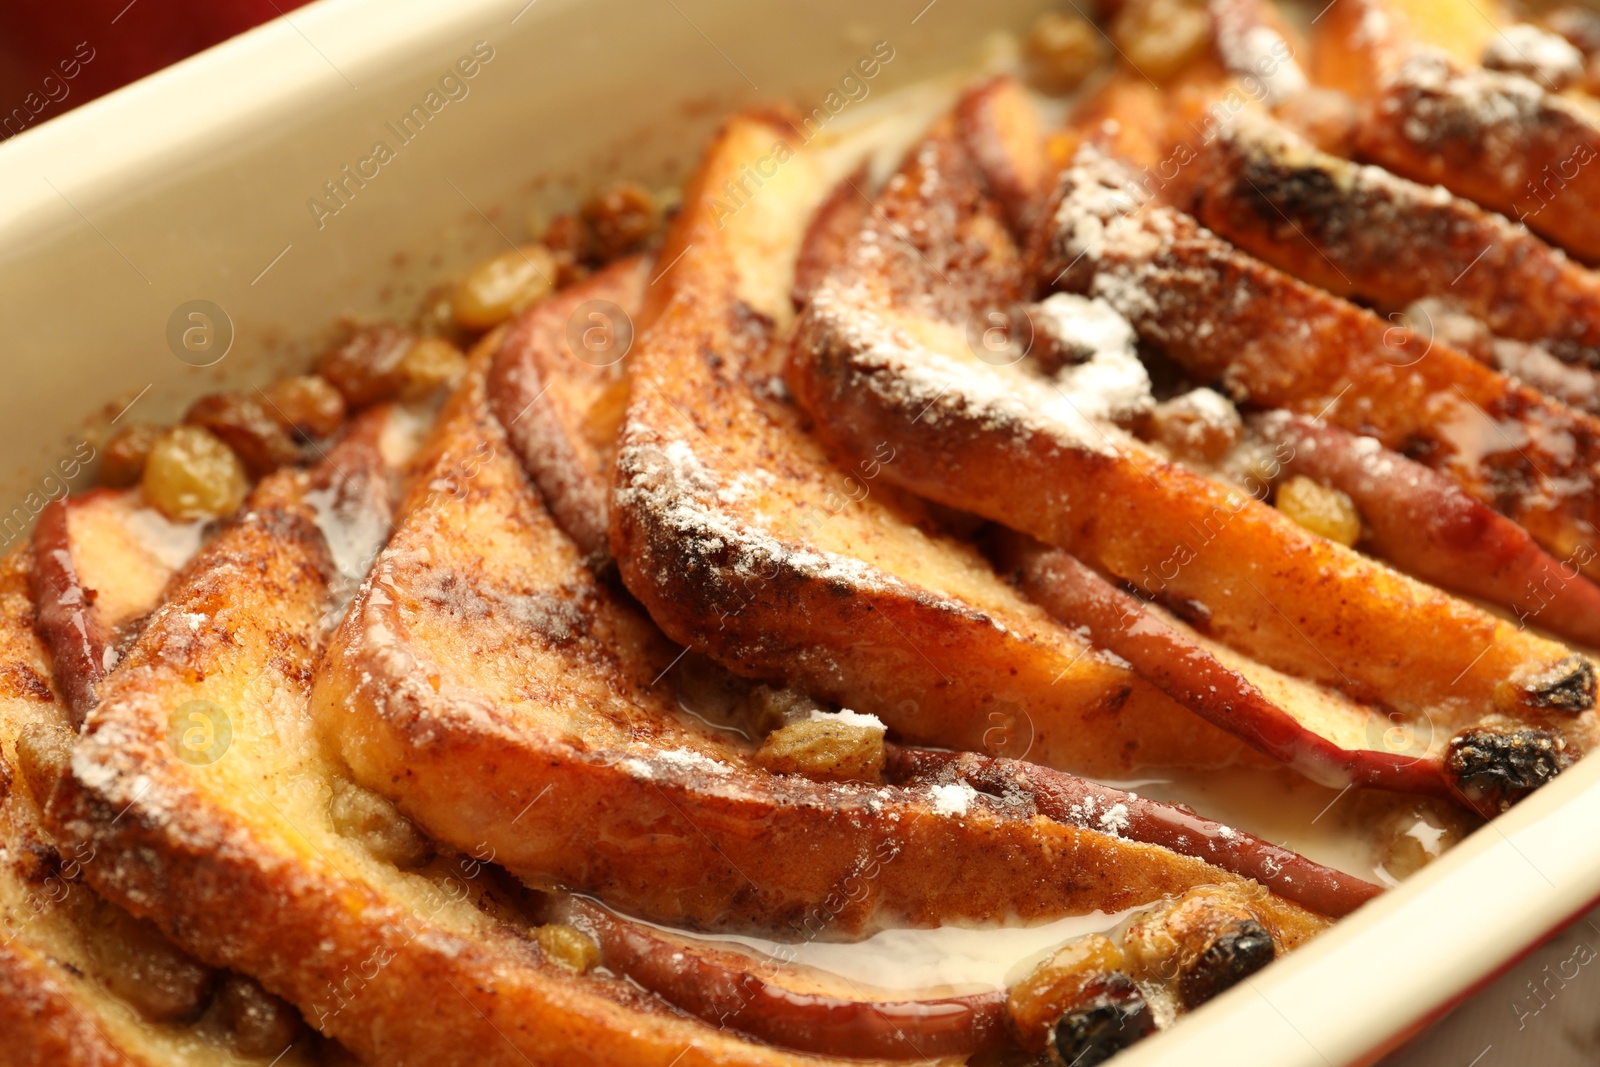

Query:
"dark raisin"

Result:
[[1503, 655, 1597, 714], [316, 325, 417, 406], [1447, 728, 1573, 813], [100, 424, 162, 488], [581, 182, 660, 262], [1178, 918, 1276, 1008], [542, 213, 590, 261], [1024, 11, 1104, 95], [81, 898, 216, 1023], [184, 392, 302, 477], [212, 972, 304, 1057], [1047, 974, 1156, 1067]]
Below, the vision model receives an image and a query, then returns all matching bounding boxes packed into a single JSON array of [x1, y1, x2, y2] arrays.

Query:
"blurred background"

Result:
[[0, 0, 310, 140]]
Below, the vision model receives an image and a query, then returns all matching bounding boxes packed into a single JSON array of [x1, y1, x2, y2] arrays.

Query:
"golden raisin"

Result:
[[1121, 885, 1276, 1008], [99, 424, 161, 488], [15, 721, 73, 807], [414, 284, 459, 339], [452, 245, 556, 331], [261, 374, 347, 439], [141, 426, 250, 521], [328, 779, 433, 868], [316, 324, 417, 407], [581, 183, 660, 261], [1276, 475, 1362, 546], [743, 685, 827, 737], [1375, 806, 1462, 882], [184, 392, 301, 477], [1148, 388, 1242, 463], [535, 923, 600, 973], [1025, 11, 1106, 94], [1007, 935, 1126, 1053], [212, 972, 303, 1057], [398, 337, 468, 400], [754, 714, 886, 782], [1111, 0, 1213, 84]]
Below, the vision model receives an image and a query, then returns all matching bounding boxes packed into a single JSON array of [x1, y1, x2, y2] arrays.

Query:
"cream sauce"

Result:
[[1100, 767, 1385, 883], [633, 906, 1142, 996], [609, 764, 1388, 1000]]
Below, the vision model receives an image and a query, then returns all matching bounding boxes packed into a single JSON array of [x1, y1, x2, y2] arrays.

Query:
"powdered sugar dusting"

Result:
[[810, 708, 887, 732], [1050, 150, 1162, 281], [1482, 24, 1585, 91], [614, 433, 896, 592], [620, 756, 655, 779], [801, 280, 1145, 454], [1035, 293, 1153, 424], [1098, 802, 1131, 837], [1211, 22, 1307, 105], [654, 747, 734, 776], [930, 782, 978, 817]]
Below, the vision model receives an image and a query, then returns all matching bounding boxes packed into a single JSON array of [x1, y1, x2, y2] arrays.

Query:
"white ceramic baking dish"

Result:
[[2, 1, 1598, 1063]]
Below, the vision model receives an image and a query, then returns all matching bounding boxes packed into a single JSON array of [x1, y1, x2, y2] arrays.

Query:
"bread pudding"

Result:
[[8, 0, 1600, 1063]]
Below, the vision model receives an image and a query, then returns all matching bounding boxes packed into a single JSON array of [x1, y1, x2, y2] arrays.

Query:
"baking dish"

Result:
[[2, 0, 1599, 1063]]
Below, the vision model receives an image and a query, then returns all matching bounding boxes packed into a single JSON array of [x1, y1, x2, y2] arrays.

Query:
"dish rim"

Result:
[[3, 2, 1597, 1064]]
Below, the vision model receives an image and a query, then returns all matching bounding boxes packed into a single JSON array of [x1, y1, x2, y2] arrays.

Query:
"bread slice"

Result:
[[789, 83, 1595, 797], [1, 536, 338, 1066], [1045, 144, 1600, 593], [609, 107, 1260, 780], [47, 408, 856, 1067], [487, 255, 648, 565], [1193, 111, 1600, 379], [1316, 0, 1600, 262]]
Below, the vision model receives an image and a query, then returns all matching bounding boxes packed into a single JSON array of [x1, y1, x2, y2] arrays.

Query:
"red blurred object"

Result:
[[0, 0, 311, 140]]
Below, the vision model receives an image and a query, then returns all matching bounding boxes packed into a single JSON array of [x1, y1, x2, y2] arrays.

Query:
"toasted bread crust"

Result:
[[1194, 112, 1600, 372], [1047, 147, 1600, 587], [49, 417, 851, 1067], [0, 548, 134, 1067], [2, 540, 320, 1067], [612, 111, 1261, 780], [1253, 412, 1600, 648], [489, 256, 649, 564], [30, 498, 114, 724], [320, 350, 1343, 955], [791, 87, 1591, 778], [1358, 52, 1600, 265]]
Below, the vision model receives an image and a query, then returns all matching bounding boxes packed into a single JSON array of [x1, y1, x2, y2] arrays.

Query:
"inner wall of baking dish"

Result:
[[0, 0, 1049, 506]]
